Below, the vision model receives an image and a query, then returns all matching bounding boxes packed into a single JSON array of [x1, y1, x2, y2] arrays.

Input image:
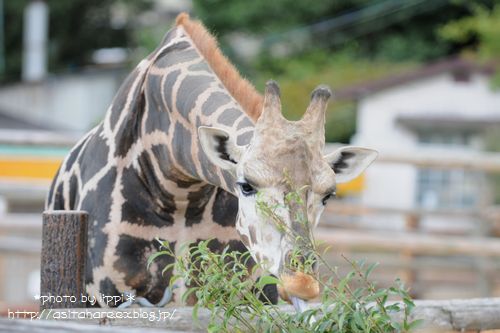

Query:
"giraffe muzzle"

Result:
[[277, 271, 320, 305]]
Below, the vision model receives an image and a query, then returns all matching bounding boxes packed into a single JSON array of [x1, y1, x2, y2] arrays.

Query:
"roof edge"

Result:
[[336, 57, 497, 101]]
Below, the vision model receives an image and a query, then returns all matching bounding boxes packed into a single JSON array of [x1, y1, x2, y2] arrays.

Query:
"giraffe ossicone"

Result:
[[46, 13, 377, 309]]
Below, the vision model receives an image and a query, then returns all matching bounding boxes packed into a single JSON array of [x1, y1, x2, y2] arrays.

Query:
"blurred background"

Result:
[[0, 0, 499, 313]]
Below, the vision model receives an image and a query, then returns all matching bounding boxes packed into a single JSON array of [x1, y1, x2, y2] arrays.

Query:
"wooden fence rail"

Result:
[[324, 202, 500, 222], [1, 298, 499, 332], [316, 228, 500, 257]]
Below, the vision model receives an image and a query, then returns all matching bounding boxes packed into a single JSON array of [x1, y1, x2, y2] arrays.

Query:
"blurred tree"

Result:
[[193, 0, 370, 34], [440, 3, 500, 59], [2, 0, 152, 82], [3, 0, 25, 81], [193, 0, 498, 143], [440, 3, 500, 85], [193, 0, 497, 64]]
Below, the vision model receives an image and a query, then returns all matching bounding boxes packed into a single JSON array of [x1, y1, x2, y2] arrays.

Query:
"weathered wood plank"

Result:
[[40, 307, 203, 332], [40, 211, 88, 310], [408, 298, 500, 331], [0, 317, 184, 332], [40, 298, 500, 332]]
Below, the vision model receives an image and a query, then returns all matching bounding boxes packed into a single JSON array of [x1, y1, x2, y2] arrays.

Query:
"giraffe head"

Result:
[[199, 81, 377, 307]]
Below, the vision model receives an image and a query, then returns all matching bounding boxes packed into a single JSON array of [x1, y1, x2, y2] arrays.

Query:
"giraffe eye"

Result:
[[322, 192, 336, 205], [237, 182, 256, 196]]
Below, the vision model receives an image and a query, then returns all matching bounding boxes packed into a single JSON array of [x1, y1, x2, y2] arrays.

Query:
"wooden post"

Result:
[[401, 212, 419, 297], [475, 212, 494, 297], [40, 211, 88, 310]]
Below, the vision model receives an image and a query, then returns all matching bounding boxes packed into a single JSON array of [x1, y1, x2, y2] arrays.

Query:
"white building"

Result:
[[0, 69, 126, 135], [343, 59, 500, 231]]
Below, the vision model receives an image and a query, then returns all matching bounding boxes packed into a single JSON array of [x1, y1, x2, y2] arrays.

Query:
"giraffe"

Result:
[[45, 13, 377, 309]]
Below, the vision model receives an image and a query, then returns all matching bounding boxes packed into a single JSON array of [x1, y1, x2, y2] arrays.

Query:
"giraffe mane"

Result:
[[176, 13, 263, 122]]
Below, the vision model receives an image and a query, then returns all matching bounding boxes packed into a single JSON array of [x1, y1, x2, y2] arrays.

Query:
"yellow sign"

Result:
[[0, 158, 62, 182], [337, 174, 364, 196]]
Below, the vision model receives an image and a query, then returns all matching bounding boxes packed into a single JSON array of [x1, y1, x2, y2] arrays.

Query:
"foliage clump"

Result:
[[150, 182, 422, 332]]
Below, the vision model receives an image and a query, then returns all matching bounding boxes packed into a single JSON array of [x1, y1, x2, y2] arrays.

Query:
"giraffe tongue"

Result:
[[290, 296, 309, 313]]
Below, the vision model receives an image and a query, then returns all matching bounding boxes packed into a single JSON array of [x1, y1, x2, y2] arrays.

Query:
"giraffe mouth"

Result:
[[277, 271, 320, 314], [279, 272, 320, 299]]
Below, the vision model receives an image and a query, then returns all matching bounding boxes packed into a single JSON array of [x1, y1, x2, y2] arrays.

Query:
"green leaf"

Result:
[[391, 321, 403, 331], [207, 323, 220, 333], [192, 302, 200, 325], [365, 262, 378, 279], [181, 287, 198, 304], [255, 275, 280, 289], [353, 311, 366, 330], [146, 251, 166, 269], [337, 271, 354, 293], [338, 311, 347, 330], [161, 262, 175, 276], [408, 319, 425, 330]]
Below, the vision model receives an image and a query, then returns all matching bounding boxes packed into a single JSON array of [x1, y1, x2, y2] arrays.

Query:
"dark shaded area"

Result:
[[214, 134, 236, 164], [99, 277, 121, 306], [113, 235, 174, 303], [212, 188, 238, 227], [185, 184, 216, 227], [332, 151, 354, 174], [81, 166, 117, 269], [79, 127, 110, 185], [254, 275, 279, 305], [121, 157, 176, 227]]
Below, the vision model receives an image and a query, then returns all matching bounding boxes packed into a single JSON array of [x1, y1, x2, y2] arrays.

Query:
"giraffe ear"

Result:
[[324, 146, 378, 184], [198, 126, 244, 172]]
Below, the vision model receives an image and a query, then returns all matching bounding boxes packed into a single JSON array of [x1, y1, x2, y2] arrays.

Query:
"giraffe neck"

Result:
[[110, 25, 255, 198], [45, 19, 263, 305]]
